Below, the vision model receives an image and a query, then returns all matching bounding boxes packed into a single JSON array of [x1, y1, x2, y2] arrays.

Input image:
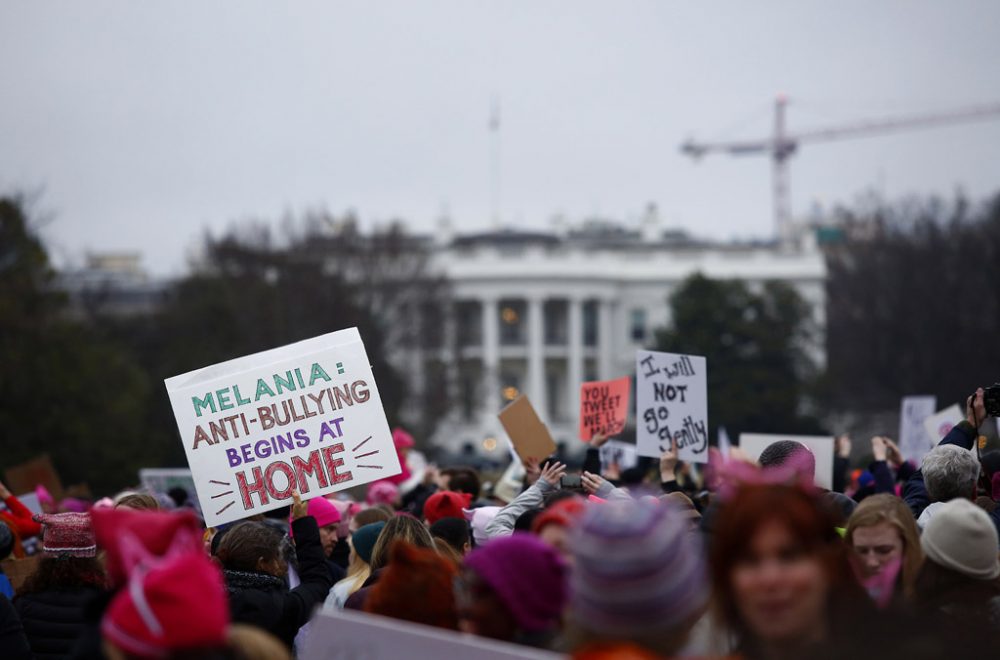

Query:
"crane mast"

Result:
[[681, 98, 1000, 247]]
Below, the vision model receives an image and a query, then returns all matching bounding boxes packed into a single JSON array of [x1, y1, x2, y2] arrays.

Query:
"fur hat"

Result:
[[364, 540, 458, 629]]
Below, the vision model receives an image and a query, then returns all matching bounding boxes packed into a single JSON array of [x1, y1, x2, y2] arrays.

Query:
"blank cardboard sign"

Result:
[[739, 433, 835, 491], [498, 395, 557, 461]]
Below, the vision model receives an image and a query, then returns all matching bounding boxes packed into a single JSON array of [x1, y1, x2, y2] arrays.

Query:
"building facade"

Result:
[[420, 221, 827, 459]]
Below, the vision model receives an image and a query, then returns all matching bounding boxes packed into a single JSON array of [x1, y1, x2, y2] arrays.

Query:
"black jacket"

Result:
[[15, 586, 101, 660], [224, 515, 332, 649], [0, 594, 31, 660]]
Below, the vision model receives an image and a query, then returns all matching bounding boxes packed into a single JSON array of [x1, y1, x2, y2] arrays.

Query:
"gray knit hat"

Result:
[[921, 498, 1000, 580], [568, 498, 708, 637]]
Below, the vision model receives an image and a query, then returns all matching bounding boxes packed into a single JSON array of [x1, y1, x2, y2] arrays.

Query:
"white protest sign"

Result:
[[739, 433, 835, 491], [165, 328, 400, 527], [898, 396, 937, 463], [599, 440, 639, 472], [302, 607, 562, 660], [635, 350, 708, 463], [923, 405, 964, 445]]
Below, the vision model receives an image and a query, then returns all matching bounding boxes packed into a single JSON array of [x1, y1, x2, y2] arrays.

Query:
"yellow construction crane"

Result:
[[681, 96, 1000, 245]]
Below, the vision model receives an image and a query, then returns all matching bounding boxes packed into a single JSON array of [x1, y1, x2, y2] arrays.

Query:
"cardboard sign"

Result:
[[923, 405, 964, 445], [635, 350, 708, 463], [899, 396, 937, 463], [739, 433, 835, 490], [165, 328, 400, 527], [4, 454, 63, 502], [497, 395, 557, 461], [301, 607, 562, 660], [599, 440, 639, 472], [579, 376, 631, 441]]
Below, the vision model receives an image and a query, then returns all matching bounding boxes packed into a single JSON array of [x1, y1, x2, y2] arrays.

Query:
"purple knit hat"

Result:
[[568, 498, 708, 637], [463, 533, 568, 632]]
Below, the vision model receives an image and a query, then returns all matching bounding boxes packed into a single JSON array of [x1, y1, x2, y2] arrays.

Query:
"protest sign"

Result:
[[635, 350, 708, 462], [165, 328, 399, 527], [899, 396, 937, 463], [923, 405, 964, 444], [4, 454, 63, 502], [599, 440, 639, 472], [739, 433, 835, 490], [301, 607, 562, 660], [578, 376, 630, 441], [498, 395, 557, 461]]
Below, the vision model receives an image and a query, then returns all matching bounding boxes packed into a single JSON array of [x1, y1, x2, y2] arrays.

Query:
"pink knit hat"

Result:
[[366, 480, 400, 507], [463, 533, 568, 632], [289, 497, 341, 537], [34, 512, 96, 558]]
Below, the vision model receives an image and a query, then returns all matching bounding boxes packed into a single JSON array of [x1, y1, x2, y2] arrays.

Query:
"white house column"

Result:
[[598, 298, 614, 380], [567, 296, 583, 432], [527, 296, 547, 422], [481, 296, 500, 414]]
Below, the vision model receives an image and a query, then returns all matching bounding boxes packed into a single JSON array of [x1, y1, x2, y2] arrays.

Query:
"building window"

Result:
[[630, 308, 647, 343], [544, 300, 568, 345], [583, 300, 598, 347], [499, 299, 527, 346], [546, 372, 563, 421], [456, 301, 482, 347]]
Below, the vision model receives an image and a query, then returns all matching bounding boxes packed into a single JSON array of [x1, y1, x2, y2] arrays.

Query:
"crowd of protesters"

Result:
[[1, 388, 998, 659]]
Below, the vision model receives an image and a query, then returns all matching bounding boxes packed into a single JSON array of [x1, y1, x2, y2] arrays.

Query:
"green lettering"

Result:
[[232, 384, 251, 406], [192, 393, 216, 418], [309, 362, 332, 386], [216, 388, 234, 411], [274, 371, 296, 394], [255, 379, 275, 401]]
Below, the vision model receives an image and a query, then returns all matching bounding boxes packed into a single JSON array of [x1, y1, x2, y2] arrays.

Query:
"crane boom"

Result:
[[680, 98, 1000, 246]]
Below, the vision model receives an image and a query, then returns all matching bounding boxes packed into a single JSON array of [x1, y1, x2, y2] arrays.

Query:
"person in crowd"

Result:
[[323, 521, 385, 610], [112, 492, 160, 511], [14, 512, 106, 659], [566, 499, 710, 658], [463, 505, 500, 547], [531, 497, 586, 561], [327, 498, 362, 570], [758, 440, 857, 523], [710, 481, 870, 659], [457, 533, 568, 648], [0, 523, 15, 599], [0, 481, 41, 558], [100, 539, 230, 659], [350, 506, 392, 531], [215, 491, 332, 649], [365, 480, 401, 509], [343, 515, 436, 611], [364, 540, 459, 630], [485, 461, 567, 538], [290, 497, 344, 584], [422, 490, 473, 526], [904, 390, 998, 531], [845, 493, 923, 604], [0, 594, 31, 660], [914, 498, 1000, 634], [430, 517, 471, 557]]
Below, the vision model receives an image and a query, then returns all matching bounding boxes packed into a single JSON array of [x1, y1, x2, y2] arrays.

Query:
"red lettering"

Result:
[[264, 461, 296, 500], [321, 444, 352, 485], [291, 451, 329, 494], [236, 466, 269, 510]]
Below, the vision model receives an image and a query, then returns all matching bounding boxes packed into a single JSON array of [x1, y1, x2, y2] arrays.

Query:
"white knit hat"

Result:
[[920, 498, 1000, 580]]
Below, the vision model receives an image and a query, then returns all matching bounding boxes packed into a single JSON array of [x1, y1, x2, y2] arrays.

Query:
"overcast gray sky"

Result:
[[2, 1, 999, 275]]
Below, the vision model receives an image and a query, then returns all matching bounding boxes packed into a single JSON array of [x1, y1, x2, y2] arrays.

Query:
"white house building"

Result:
[[418, 218, 827, 459]]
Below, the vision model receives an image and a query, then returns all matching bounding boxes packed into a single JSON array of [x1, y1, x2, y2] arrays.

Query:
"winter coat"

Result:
[[0, 593, 31, 660], [223, 515, 332, 649], [15, 586, 101, 660]]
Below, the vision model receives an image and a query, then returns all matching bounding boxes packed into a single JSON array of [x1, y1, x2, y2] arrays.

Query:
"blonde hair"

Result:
[[846, 494, 924, 599], [113, 491, 160, 511], [335, 536, 373, 598], [369, 516, 435, 570]]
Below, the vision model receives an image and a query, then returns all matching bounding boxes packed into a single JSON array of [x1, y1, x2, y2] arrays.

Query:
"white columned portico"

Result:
[[481, 295, 500, 414], [567, 296, 584, 434], [598, 298, 614, 380], [527, 296, 547, 422]]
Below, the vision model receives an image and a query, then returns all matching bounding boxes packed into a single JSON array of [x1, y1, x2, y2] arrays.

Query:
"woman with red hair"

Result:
[[709, 482, 870, 659]]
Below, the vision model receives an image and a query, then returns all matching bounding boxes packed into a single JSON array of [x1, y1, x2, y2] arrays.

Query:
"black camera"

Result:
[[984, 384, 1000, 417]]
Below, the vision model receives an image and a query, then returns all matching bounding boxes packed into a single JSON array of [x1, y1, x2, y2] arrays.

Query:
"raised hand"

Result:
[[290, 490, 309, 521], [539, 461, 567, 487], [659, 438, 679, 482], [581, 471, 606, 495]]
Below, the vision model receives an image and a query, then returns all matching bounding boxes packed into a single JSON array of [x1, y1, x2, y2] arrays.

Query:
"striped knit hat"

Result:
[[34, 512, 97, 558], [568, 499, 708, 638]]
